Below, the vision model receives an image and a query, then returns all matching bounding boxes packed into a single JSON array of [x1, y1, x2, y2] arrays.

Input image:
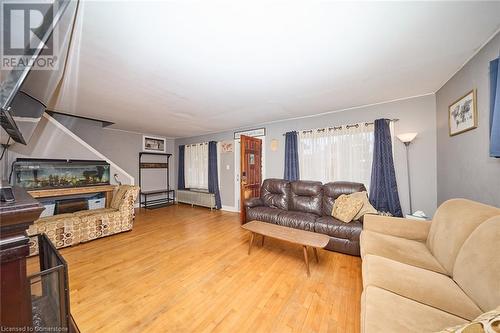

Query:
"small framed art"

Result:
[[143, 135, 166, 153], [449, 89, 477, 136]]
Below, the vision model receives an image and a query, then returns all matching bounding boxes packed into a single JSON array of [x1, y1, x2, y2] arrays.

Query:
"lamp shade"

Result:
[[397, 132, 418, 143]]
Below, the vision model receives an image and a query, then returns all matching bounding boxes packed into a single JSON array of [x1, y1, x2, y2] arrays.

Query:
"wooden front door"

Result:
[[240, 135, 262, 224]]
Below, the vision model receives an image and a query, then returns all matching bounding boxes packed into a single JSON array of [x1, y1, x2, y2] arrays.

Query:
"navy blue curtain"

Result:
[[208, 141, 222, 209], [284, 131, 299, 181], [490, 57, 500, 158], [177, 145, 185, 190], [369, 119, 402, 217]]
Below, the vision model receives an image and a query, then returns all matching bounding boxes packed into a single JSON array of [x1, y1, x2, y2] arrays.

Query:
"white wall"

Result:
[[436, 32, 500, 207], [51, 114, 175, 193], [3, 95, 437, 215], [3, 113, 180, 210], [5, 114, 133, 185], [176, 94, 438, 215]]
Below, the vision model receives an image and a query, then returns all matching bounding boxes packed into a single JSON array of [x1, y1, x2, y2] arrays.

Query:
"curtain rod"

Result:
[[282, 118, 399, 136], [185, 142, 208, 146]]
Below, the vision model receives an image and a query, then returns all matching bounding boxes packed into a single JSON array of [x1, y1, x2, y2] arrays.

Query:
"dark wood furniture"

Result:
[[239, 135, 262, 224], [30, 234, 80, 332], [0, 187, 80, 332], [0, 187, 43, 329], [242, 220, 330, 277], [139, 152, 175, 209], [27, 185, 116, 208]]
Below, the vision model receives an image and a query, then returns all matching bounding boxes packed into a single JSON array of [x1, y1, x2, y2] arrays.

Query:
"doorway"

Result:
[[234, 136, 265, 215]]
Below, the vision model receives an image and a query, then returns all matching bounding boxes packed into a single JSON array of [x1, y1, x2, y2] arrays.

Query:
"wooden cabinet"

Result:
[[0, 187, 44, 329], [0, 187, 80, 332]]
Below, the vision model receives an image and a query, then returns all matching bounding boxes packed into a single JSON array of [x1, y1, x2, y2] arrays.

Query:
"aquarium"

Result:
[[13, 159, 110, 190]]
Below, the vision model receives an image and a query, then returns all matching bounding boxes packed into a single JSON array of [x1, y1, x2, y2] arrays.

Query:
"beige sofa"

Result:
[[28, 185, 139, 255], [360, 199, 500, 333]]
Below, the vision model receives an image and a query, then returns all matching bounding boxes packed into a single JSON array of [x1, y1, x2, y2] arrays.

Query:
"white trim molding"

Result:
[[221, 205, 239, 213]]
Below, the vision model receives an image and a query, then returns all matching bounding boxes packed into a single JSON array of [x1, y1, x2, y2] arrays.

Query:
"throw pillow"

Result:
[[350, 191, 378, 220], [435, 306, 500, 333], [331, 194, 363, 223]]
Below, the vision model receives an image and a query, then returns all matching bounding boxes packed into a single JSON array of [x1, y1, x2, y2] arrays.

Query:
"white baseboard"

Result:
[[221, 205, 239, 213]]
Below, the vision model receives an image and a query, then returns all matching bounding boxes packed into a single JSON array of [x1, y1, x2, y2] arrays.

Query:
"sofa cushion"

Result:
[[332, 194, 364, 223], [274, 211, 317, 231], [244, 197, 263, 208], [325, 237, 360, 256], [426, 199, 500, 275], [315, 216, 362, 240], [362, 254, 482, 320], [453, 216, 500, 312], [28, 213, 81, 255], [361, 286, 467, 333], [78, 209, 124, 242], [260, 179, 290, 210], [435, 306, 500, 333], [363, 215, 431, 241], [360, 230, 447, 274], [74, 208, 118, 217], [322, 181, 366, 216], [246, 206, 282, 224], [111, 185, 129, 209], [352, 191, 378, 220], [289, 180, 323, 216]]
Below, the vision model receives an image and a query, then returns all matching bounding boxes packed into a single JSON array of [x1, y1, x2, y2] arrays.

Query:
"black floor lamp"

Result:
[[397, 132, 418, 214]]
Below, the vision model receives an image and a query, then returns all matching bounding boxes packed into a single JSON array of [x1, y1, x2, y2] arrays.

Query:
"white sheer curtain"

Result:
[[184, 143, 209, 189], [298, 123, 375, 190]]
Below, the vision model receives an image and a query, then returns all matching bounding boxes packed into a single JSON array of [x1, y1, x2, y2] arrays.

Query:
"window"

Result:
[[184, 143, 208, 189], [298, 123, 375, 189]]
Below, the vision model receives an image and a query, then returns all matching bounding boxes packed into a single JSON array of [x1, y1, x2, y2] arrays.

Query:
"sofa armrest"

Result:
[[244, 197, 263, 208], [363, 215, 431, 241]]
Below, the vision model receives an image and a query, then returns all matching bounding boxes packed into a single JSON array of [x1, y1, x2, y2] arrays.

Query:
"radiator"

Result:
[[177, 190, 216, 210]]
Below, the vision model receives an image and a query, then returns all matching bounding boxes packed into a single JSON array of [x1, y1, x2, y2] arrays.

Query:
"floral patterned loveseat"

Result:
[[28, 185, 139, 255]]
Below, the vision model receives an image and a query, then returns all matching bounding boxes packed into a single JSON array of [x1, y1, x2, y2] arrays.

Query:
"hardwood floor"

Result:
[[54, 205, 362, 332]]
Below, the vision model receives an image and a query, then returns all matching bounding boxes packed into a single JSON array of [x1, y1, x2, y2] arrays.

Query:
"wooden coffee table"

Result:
[[242, 220, 330, 276]]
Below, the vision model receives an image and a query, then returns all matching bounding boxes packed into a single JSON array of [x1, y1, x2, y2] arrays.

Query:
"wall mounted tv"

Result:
[[0, 0, 78, 145]]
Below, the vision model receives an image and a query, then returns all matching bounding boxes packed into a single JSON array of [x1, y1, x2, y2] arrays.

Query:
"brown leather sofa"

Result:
[[245, 178, 366, 256]]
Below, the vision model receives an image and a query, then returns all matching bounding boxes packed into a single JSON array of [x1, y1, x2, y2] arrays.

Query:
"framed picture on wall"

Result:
[[143, 135, 166, 153], [221, 141, 233, 153], [448, 89, 477, 136]]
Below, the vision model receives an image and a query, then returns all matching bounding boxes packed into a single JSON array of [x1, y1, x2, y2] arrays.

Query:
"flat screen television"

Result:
[[0, 0, 78, 145]]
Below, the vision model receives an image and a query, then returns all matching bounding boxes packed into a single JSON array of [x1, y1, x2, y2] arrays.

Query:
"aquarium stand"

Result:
[[27, 185, 116, 208]]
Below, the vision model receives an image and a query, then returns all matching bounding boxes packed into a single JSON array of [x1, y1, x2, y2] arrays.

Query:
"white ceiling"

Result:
[[52, 1, 500, 138]]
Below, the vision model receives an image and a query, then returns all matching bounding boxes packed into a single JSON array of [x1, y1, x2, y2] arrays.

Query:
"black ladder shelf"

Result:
[[138, 152, 175, 209]]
